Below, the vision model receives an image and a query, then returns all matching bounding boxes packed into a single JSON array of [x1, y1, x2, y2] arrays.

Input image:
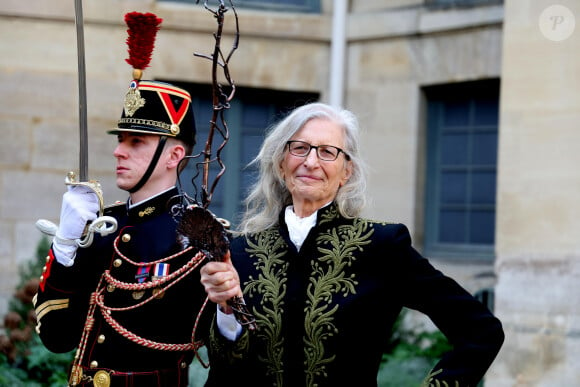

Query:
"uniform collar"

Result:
[[126, 187, 180, 222]]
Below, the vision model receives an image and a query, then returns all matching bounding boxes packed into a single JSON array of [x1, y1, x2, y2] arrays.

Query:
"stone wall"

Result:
[[3, 0, 578, 385], [487, 1, 580, 385], [0, 0, 333, 319]]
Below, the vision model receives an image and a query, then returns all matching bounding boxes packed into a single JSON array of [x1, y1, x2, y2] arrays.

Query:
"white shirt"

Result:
[[285, 205, 318, 251]]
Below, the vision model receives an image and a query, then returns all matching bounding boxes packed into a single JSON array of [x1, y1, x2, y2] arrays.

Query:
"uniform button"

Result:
[[180, 362, 187, 369], [107, 284, 115, 293], [113, 259, 122, 267], [97, 335, 105, 344], [90, 360, 98, 368], [42, 266, 47, 273], [122, 234, 131, 242], [39, 275, 44, 282], [46, 255, 50, 262]]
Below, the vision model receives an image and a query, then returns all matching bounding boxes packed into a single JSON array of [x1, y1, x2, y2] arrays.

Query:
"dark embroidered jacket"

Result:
[[206, 203, 504, 387], [34, 188, 212, 381]]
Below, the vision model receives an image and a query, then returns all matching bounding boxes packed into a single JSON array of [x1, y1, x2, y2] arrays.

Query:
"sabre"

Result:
[[69, 0, 106, 215], [35, 1, 117, 247], [74, 0, 88, 181]]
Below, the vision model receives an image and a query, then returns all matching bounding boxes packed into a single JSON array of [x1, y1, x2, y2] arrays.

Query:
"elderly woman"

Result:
[[201, 102, 504, 387]]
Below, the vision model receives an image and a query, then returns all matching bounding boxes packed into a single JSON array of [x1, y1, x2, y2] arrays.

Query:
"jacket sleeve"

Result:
[[391, 224, 504, 387], [33, 245, 99, 353], [205, 314, 251, 386]]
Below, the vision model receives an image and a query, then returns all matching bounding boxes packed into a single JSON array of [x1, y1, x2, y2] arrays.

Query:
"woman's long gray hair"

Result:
[[238, 102, 368, 234]]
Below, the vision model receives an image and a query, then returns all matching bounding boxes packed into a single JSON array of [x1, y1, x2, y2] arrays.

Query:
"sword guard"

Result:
[[58, 171, 117, 248], [65, 171, 105, 216]]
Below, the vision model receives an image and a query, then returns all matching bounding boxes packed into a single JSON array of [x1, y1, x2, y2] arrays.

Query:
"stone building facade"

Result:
[[0, 0, 578, 385]]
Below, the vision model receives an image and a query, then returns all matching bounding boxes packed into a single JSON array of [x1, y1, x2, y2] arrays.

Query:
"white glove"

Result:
[[52, 185, 100, 266]]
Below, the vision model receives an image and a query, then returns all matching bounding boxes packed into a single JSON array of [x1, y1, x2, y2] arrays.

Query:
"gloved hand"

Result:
[[52, 185, 100, 266]]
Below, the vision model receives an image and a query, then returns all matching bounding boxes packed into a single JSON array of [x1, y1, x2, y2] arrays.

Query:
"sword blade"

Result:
[[74, 0, 88, 181]]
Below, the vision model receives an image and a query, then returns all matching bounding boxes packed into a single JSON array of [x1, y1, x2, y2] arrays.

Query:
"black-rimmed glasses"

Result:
[[286, 140, 350, 161]]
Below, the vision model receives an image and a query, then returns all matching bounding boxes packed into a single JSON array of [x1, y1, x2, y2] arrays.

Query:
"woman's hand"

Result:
[[200, 252, 242, 314]]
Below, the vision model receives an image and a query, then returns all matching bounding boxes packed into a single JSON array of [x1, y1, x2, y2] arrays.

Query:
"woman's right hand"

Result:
[[200, 252, 242, 314]]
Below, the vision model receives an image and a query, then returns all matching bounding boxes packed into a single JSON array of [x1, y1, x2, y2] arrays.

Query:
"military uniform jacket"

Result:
[[206, 203, 504, 387], [34, 188, 212, 376]]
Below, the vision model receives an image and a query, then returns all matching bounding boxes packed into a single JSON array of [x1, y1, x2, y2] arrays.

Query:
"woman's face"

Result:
[[280, 118, 352, 215]]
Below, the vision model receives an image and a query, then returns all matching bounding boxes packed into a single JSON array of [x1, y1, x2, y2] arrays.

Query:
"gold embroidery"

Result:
[[209, 315, 250, 365], [244, 215, 375, 387], [318, 204, 340, 225], [421, 369, 461, 387], [304, 218, 373, 385], [139, 207, 155, 217], [244, 230, 289, 386]]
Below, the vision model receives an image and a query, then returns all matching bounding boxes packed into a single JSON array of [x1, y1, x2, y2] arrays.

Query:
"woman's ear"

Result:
[[340, 160, 353, 187], [278, 161, 286, 180]]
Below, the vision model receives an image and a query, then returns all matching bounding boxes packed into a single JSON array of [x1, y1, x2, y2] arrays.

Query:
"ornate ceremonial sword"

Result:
[[35, 1, 117, 248], [74, 0, 88, 181]]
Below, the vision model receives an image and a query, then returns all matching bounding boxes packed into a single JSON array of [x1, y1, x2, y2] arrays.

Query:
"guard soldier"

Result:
[[33, 12, 215, 386]]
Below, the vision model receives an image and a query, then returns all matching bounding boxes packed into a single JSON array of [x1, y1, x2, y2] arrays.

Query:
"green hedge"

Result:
[[0, 238, 73, 386]]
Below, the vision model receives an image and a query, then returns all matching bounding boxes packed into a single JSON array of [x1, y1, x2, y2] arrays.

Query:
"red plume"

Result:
[[124, 12, 163, 70]]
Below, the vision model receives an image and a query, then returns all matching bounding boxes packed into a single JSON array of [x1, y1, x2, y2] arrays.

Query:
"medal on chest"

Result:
[[152, 263, 170, 299], [132, 265, 151, 300]]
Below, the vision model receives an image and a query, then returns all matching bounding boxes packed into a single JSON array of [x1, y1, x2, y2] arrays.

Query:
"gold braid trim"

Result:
[[35, 298, 70, 322], [118, 117, 174, 133]]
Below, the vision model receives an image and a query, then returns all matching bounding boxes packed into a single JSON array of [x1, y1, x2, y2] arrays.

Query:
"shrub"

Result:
[[378, 309, 453, 386], [0, 238, 73, 386]]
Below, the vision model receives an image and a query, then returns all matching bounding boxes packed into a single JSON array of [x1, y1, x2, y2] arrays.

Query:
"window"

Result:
[[231, 0, 320, 12], [162, 0, 321, 13], [425, 0, 503, 8], [423, 80, 500, 260], [168, 81, 318, 226]]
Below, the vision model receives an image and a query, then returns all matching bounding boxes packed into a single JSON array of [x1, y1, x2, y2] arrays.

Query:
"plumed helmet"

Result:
[[110, 79, 196, 148], [108, 12, 196, 149]]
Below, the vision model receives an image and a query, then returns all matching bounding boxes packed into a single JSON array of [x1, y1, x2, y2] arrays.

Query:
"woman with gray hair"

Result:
[[240, 102, 367, 234], [201, 102, 504, 387]]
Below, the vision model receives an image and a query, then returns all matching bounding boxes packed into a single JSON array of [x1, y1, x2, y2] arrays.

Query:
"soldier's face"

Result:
[[113, 132, 160, 192]]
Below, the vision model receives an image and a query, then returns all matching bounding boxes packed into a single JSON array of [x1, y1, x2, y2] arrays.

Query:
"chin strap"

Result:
[[128, 136, 168, 194]]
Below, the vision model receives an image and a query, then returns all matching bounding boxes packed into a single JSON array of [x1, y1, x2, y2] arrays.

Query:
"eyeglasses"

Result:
[[286, 140, 350, 161]]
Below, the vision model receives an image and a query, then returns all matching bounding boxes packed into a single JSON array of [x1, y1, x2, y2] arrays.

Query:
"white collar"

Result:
[[285, 205, 318, 251]]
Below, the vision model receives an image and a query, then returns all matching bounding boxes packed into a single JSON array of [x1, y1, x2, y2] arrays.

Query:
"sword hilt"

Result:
[[65, 171, 104, 217]]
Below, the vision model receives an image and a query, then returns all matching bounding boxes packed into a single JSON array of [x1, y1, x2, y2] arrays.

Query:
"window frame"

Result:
[[425, 0, 503, 9], [160, 0, 321, 13], [423, 79, 500, 262]]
